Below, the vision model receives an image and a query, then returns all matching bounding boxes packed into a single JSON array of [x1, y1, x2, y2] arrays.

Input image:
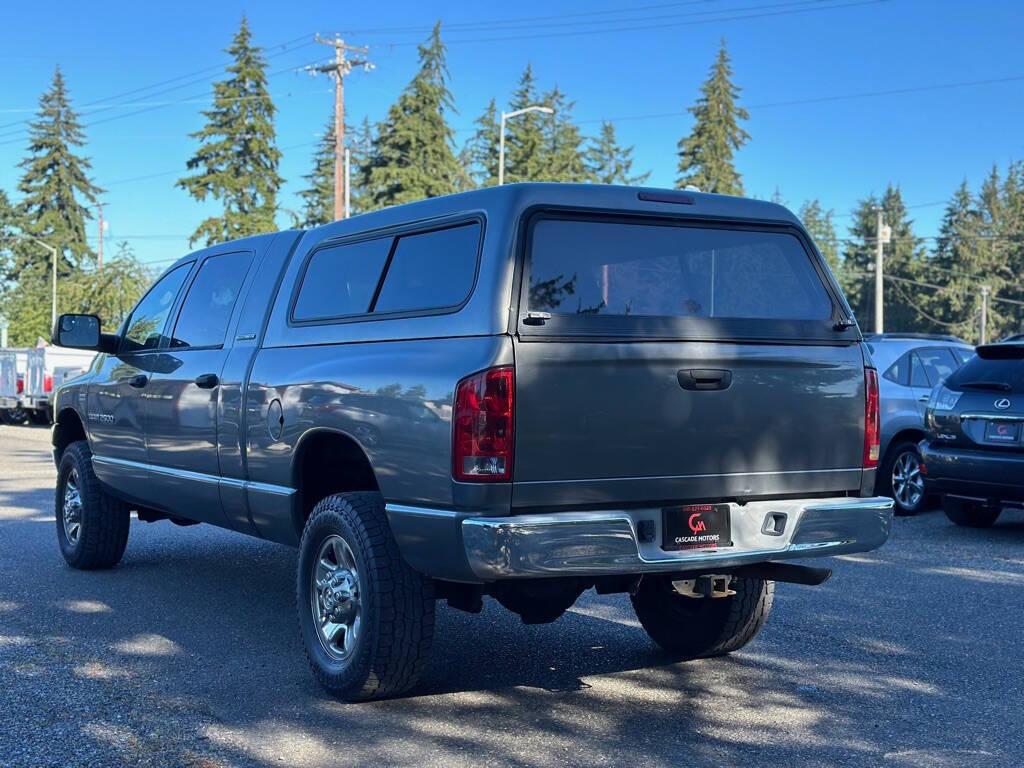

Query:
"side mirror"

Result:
[[53, 314, 101, 350]]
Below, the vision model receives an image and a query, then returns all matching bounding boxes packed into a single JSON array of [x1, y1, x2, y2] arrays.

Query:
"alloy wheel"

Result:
[[62, 470, 83, 546], [310, 534, 362, 663], [891, 450, 924, 510]]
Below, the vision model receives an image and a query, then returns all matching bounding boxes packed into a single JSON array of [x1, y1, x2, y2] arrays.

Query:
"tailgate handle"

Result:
[[677, 369, 732, 391]]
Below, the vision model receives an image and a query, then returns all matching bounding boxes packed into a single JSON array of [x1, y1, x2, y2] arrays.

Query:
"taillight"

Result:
[[453, 366, 514, 482], [16, 378, 23, 395], [44, 375, 53, 393], [863, 368, 880, 468]]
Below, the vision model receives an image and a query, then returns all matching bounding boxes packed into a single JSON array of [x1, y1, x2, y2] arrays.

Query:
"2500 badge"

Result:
[[662, 503, 732, 551]]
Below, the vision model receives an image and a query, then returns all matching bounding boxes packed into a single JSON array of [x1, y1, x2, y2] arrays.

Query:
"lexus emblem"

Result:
[[995, 398, 1011, 410]]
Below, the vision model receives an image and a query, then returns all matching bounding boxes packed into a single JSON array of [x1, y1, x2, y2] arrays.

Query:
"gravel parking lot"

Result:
[[1, 422, 1023, 767]]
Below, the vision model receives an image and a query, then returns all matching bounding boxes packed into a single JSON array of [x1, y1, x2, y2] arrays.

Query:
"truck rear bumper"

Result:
[[459, 496, 893, 580]]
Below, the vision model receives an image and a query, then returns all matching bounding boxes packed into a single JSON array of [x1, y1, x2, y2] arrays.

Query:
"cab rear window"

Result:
[[524, 216, 836, 340]]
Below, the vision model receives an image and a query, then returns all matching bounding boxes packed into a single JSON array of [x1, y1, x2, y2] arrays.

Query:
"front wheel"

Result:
[[943, 497, 1001, 528], [631, 576, 773, 659], [56, 441, 130, 569], [297, 492, 435, 701]]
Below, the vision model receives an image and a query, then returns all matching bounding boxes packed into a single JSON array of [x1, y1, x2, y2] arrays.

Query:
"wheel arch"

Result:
[[882, 428, 926, 464], [52, 407, 88, 463], [290, 427, 381, 539]]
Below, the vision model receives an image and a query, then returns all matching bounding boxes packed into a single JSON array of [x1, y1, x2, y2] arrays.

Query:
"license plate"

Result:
[[662, 503, 732, 551], [985, 420, 1020, 443]]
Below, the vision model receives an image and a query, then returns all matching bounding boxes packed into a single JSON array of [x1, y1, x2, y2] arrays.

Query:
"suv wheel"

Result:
[[56, 441, 131, 569], [630, 576, 773, 659], [879, 441, 926, 516], [296, 492, 435, 701], [943, 497, 1001, 528]]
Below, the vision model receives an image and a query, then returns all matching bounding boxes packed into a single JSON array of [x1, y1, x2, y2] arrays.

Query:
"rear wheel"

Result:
[[879, 441, 927, 515], [297, 492, 435, 701], [631, 576, 773, 659], [56, 441, 131, 569], [943, 497, 1001, 528]]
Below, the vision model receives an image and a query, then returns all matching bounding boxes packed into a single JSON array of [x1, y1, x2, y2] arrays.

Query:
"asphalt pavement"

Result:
[[1, 422, 1022, 768]]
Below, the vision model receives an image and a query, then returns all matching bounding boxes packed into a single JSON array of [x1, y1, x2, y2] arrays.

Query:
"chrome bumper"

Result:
[[461, 496, 893, 580]]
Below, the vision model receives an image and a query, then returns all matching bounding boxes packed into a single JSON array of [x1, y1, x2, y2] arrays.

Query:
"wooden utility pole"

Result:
[[311, 35, 372, 221], [980, 284, 991, 345], [97, 201, 104, 270]]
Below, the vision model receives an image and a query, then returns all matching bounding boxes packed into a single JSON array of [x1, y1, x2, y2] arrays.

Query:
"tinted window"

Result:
[[953, 346, 974, 365], [171, 251, 252, 348], [528, 219, 831, 320], [909, 353, 931, 388], [294, 238, 392, 321], [121, 264, 192, 352], [883, 352, 910, 385], [916, 347, 958, 387], [373, 223, 480, 313], [947, 349, 1024, 394]]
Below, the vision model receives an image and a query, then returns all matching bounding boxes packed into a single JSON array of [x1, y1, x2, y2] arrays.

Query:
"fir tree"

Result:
[[502, 65, 551, 184], [841, 185, 927, 332], [348, 117, 375, 215], [799, 199, 840, 274], [16, 66, 102, 274], [298, 118, 336, 228], [676, 39, 749, 194], [584, 121, 649, 187], [540, 86, 591, 182], [178, 16, 283, 246], [358, 22, 465, 210], [465, 98, 500, 187]]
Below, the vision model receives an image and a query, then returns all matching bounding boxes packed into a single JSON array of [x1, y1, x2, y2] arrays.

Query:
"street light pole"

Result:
[[498, 105, 554, 186]]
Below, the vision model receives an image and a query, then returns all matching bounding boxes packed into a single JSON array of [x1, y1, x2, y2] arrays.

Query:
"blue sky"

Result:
[[1, 0, 1022, 269]]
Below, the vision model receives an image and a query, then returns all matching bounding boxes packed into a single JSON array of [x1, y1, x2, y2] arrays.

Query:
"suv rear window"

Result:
[[946, 346, 1024, 394], [526, 217, 833, 338]]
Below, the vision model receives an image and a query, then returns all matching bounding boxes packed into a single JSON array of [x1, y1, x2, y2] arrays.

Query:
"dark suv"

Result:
[[921, 342, 1024, 527]]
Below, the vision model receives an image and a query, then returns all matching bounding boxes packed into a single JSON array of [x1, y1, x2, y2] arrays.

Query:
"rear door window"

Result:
[[525, 217, 835, 339], [170, 251, 253, 348], [293, 237, 392, 322], [372, 222, 481, 314], [909, 353, 931, 388], [916, 347, 958, 387]]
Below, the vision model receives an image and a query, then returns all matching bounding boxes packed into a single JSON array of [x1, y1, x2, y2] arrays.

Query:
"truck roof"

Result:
[[305, 183, 804, 242]]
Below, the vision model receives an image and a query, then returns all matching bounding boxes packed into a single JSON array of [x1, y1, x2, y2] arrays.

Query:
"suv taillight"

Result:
[[453, 366, 514, 482], [864, 368, 880, 468]]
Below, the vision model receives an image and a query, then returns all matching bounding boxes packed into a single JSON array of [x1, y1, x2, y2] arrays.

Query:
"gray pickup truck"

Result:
[[51, 184, 893, 701]]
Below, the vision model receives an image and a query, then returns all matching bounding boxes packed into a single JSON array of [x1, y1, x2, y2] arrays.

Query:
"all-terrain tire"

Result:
[[56, 441, 130, 569], [297, 492, 435, 702], [631, 576, 774, 659], [943, 497, 1001, 528]]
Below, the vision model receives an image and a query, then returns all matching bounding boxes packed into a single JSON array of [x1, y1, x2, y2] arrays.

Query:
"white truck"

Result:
[[2, 346, 95, 424]]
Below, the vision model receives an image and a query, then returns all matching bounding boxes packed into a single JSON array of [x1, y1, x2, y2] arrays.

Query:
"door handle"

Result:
[[919, 394, 931, 403], [194, 373, 219, 389], [677, 369, 733, 391], [128, 374, 148, 389]]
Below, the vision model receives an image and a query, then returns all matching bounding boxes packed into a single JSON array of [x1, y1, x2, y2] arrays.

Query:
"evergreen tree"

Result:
[[502, 65, 551, 184], [799, 199, 840, 274], [540, 86, 590, 182], [348, 117, 375, 215], [840, 185, 927, 332], [585, 121, 650, 186], [358, 22, 465, 211], [676, 39, 749, 194], [298, 118, 336, 228], [465, 98, 500, 187], [178, 16, 283, 246], [15, 66, 102, 274]]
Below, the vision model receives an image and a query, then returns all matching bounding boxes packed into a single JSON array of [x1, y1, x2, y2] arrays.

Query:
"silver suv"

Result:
[[50, 184, 893, 701], [864, 334, 974, 514]]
